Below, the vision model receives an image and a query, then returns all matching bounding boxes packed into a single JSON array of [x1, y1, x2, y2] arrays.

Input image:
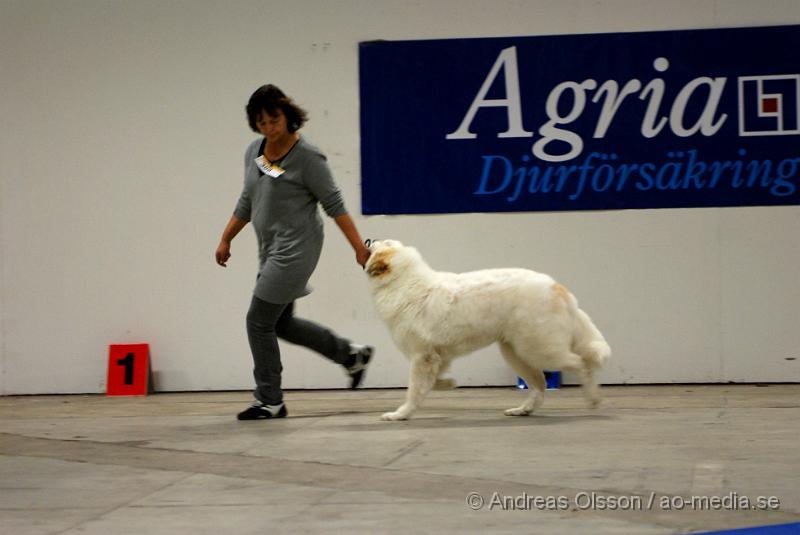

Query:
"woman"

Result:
[[215, 84, 373, 420]]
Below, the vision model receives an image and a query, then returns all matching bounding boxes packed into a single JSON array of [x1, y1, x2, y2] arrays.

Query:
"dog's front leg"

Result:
[[381, 353, 440, 421], [433, 359, 456, 390]]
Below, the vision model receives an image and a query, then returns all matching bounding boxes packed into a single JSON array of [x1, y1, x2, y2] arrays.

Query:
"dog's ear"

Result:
[[367, 259, 389, 277], [366, 250, 393, 277]]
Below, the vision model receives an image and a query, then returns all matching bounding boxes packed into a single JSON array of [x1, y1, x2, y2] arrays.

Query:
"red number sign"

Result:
[[107, 344, 151, 396]]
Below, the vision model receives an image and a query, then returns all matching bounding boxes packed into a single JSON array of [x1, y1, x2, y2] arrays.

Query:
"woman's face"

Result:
[[255, 109, 289, 140]]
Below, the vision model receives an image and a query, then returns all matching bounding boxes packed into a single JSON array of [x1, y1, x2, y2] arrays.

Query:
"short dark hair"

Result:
[[246, 84, 309, 134]]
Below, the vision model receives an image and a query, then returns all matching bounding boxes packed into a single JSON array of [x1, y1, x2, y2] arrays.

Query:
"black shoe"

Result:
[[237, 402, 287, 420], [346, 345, 374, 389]]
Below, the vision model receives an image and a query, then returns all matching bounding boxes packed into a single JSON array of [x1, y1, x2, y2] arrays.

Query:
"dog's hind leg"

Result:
[[499, 343, 546, 416], [577, 367, 601, 408], [558, 351, 601, 408], [382, 353, 441, 421]]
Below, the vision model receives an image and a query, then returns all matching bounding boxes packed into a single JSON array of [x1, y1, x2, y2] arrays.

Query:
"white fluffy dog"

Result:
[[364, 239, 611, 421]]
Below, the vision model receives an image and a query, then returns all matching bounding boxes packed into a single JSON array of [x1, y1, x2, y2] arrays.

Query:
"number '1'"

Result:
[[117, 352, 135, 385]]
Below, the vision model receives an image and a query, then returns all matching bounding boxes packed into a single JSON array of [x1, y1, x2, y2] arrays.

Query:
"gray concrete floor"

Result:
[[1, 385, 798, 534]]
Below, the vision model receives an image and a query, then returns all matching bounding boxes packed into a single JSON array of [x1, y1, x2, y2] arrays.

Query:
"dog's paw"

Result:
[[504, 407, 532, 416], [381, 411, 409, 421], [433, 378, 457, 390]]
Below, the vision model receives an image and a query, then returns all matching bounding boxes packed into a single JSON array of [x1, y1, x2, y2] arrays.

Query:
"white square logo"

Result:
[[738, 75, 800, 136]]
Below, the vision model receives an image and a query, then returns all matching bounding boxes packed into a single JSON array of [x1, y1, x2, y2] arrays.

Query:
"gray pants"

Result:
[[246, 296, 351, 405]]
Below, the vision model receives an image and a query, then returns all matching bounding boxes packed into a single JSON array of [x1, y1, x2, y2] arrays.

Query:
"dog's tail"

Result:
[[572, 307, 611, 369]]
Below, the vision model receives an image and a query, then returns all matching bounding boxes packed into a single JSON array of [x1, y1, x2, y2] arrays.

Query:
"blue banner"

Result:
[[359, 25, 800, 214]]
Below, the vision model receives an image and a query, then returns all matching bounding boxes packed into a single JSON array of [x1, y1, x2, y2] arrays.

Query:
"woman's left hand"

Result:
[[356, 247, 371, 268], [332, 213, 371, 268]]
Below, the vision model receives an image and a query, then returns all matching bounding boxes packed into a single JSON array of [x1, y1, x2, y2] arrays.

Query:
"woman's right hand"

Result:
[[215, 241, 232, 267]]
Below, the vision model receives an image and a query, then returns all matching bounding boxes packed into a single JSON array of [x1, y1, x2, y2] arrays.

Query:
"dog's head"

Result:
[[364, 239, 425, 283], [364, 239, 402, 279]]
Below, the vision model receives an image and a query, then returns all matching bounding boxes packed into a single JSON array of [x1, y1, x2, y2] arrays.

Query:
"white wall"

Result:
[[1, 0, 798, 395]]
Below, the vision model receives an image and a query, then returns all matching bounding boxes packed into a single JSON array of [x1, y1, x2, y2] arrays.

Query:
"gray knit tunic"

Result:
[[234, 136, 347, 304]]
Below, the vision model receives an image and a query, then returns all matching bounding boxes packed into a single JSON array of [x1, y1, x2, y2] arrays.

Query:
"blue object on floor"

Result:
[[517, 372, 561, 390], [695, 523, 800, 535]]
